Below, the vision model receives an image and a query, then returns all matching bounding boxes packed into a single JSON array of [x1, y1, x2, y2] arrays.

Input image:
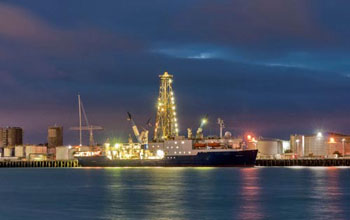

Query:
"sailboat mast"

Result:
[[78, 94, 82, 146]]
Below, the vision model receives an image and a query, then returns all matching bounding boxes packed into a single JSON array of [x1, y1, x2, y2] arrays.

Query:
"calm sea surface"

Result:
[[0, 167, 349, 220]]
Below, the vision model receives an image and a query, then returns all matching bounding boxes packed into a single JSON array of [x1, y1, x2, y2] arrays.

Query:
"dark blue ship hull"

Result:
[[77, 149, 258, 167]]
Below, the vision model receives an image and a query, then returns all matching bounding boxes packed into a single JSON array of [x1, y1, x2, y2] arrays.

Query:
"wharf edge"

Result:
[[256, 159, 350, 166], [0, 160, 79, 168]]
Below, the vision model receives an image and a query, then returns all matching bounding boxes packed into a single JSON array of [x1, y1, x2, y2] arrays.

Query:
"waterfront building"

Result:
[[290, 132, 350, 158], [1, 127, 23, 147], [48, 126, 63, 148]]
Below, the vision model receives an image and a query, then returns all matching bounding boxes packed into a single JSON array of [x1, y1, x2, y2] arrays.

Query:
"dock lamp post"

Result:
[[328, 137, 336, 158], [342, 138, 345, 157]]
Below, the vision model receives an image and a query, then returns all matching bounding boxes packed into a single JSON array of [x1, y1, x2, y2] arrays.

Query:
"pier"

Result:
[[0, 160, 79, 168], [256, 159, 350, 166]]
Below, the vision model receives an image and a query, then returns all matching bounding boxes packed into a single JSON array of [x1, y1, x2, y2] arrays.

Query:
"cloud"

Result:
[[164, 0, 349, 58], [0, 3, 143, 57]]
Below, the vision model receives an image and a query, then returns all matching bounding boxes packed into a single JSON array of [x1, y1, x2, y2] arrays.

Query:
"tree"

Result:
[[333, 151, 343, 157], [284, 149, 293, 154]]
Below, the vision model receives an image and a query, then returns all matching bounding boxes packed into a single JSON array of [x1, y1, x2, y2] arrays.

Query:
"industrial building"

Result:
[[290, 132, 350, 158], [1, 127, 23, 147], [48, 126, 63, 148], [256, 138, 290, 159], [0, 127, 23, 156]]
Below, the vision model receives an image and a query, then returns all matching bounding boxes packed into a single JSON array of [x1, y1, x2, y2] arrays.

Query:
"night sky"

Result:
[[1, 1, 350, 145]]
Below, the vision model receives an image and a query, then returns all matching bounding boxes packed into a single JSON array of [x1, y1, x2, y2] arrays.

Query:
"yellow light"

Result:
[[202, 118, 207, 124], [114, 143, 120, 148], [172, 106, 176, 110], [329, 137, 336, 143]]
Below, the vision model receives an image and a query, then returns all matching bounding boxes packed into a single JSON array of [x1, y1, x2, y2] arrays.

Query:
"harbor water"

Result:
[[0, 167, 349, 220]]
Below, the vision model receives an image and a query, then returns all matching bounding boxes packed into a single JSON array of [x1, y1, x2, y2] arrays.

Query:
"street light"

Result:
[[328, 137, 336, 158]]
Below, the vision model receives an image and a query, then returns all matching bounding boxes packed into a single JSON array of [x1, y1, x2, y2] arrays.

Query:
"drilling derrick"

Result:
[[154, 72, 178, 141]]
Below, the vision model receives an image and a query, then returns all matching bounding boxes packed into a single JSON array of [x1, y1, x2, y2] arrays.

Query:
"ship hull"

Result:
[[77, 149, 258, 167]]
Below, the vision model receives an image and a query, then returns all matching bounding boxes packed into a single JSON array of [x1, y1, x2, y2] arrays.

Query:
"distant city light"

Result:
[[317, 132, 323, 138]]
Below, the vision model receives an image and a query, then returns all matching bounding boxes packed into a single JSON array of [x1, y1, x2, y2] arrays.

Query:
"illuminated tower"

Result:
[[154, 72, 178, 141]]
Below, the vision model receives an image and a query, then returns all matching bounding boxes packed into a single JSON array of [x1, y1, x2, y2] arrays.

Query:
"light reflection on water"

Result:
[[237, 168, 263, 220], [0, 167, 349, 220]]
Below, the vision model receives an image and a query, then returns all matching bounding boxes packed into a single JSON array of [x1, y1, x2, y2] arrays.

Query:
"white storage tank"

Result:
[[4, 147, 14, 157], [25, 146, 47, 159], [257, 139, 283, 159], [15, 146, 25, 157], [56, 147, 75, 160]]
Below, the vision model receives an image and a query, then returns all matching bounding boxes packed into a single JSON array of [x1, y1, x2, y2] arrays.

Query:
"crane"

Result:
[[70, 94, 103, 146], [127, 112, 142, 144], [127, 112, 150, 149], [217, 118, 225, 138]]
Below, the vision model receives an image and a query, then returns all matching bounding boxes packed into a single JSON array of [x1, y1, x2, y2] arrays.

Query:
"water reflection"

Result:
[[103, 168, 188, 220], [311, 167, 345, 219], [237, 168, 263, 220], [86, 167, 350, 220]]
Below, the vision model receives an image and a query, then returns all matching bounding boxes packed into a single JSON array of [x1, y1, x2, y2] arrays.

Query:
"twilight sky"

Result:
[[0, 0, 350, 145]]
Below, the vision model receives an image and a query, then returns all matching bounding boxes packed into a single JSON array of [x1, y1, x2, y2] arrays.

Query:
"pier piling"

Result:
[[0, 160, 79, 168], [256, 159, 350, 166]]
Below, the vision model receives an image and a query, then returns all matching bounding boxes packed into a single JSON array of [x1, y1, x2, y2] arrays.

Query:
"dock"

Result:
[[256, 158, 350, 166], [0, 160, 79, 168]]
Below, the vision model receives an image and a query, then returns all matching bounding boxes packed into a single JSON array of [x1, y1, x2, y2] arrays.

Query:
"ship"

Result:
[[76, 150, 257, 167], [75, 138, 258, 167]]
